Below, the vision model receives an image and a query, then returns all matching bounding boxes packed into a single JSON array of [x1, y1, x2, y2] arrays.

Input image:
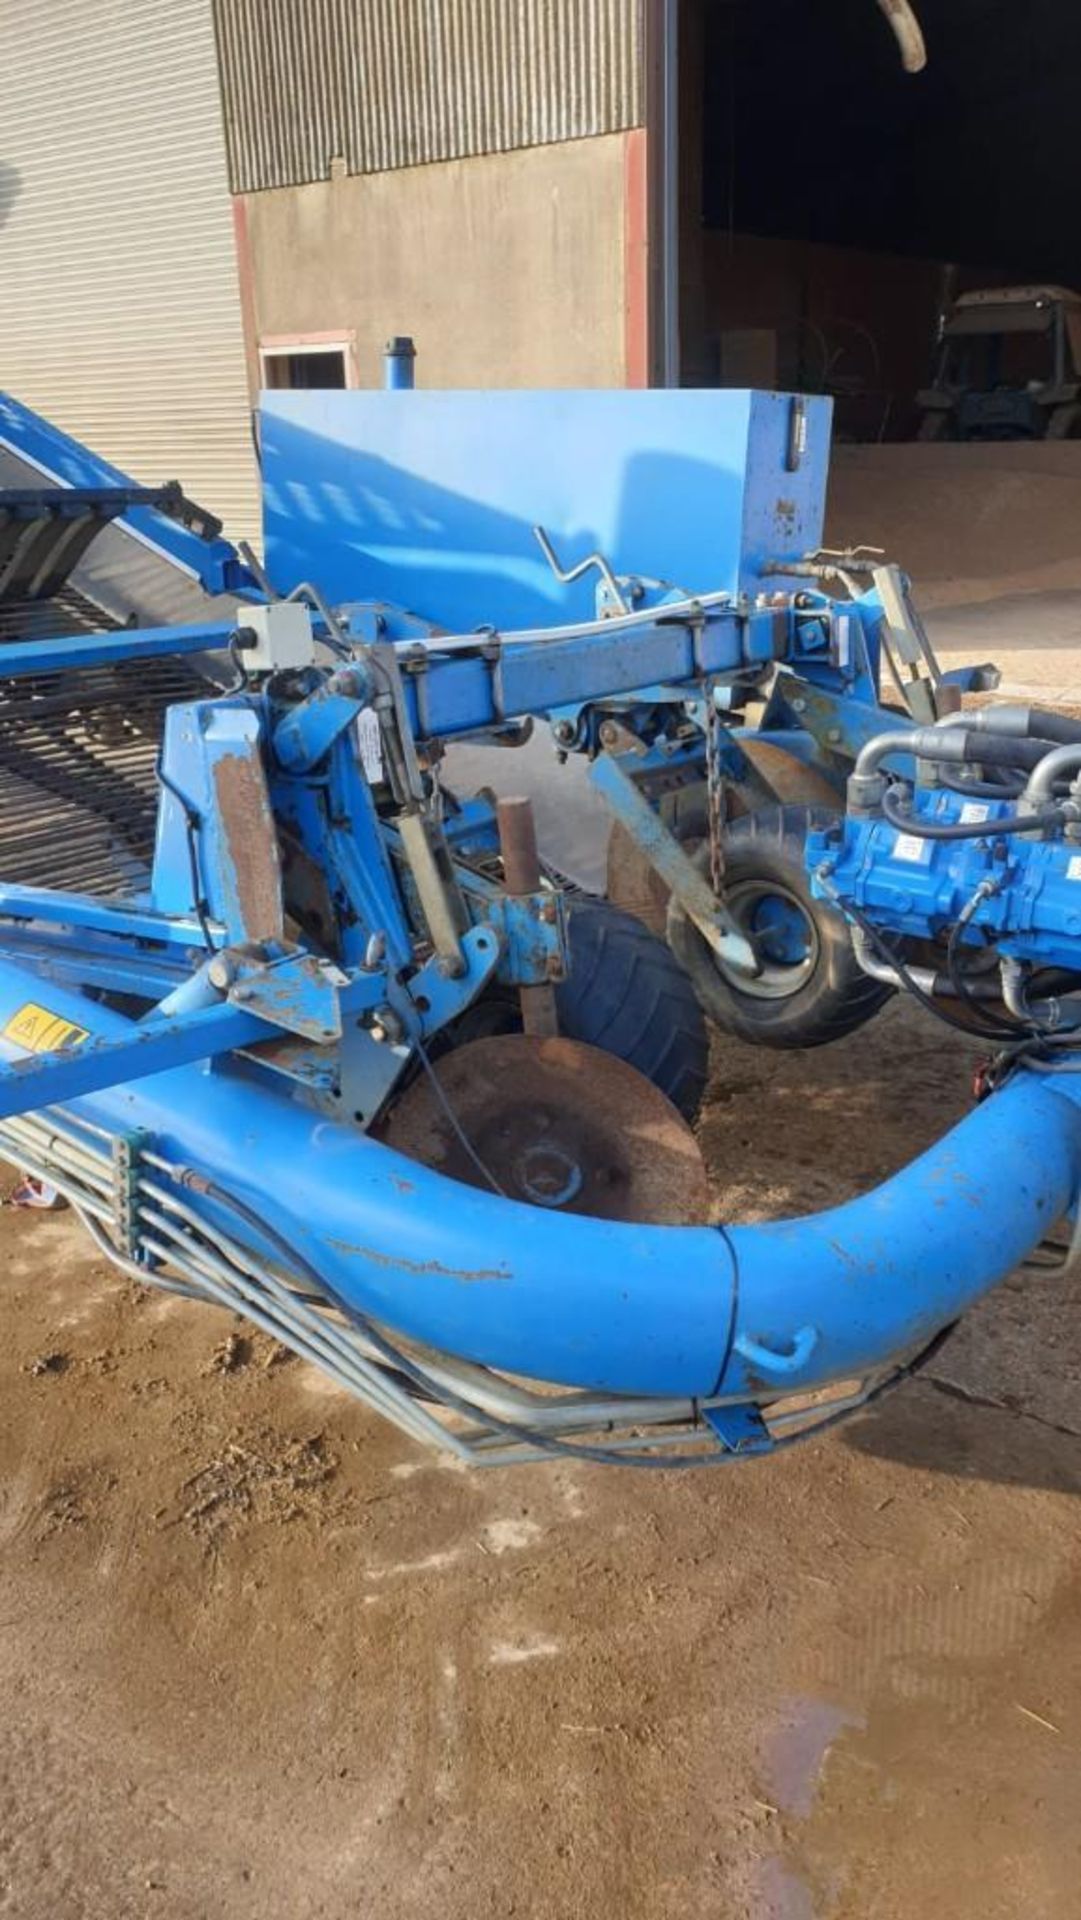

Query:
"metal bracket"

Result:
[[468, 888, 565, 989], [589, 751, 759, 976], [272, 662, 374, 771], [153, 700, 284, 946], [870, 563, 943, 724], [702, 1402, 771, 1453], [112, 1130, 150, 1260], [395, 809, 468, 978], [766, 671, 913, 771], [220, 945, 350, 1044]]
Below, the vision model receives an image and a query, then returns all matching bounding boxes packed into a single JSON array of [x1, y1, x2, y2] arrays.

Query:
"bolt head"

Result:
[[371, 1004, 404, 1044]]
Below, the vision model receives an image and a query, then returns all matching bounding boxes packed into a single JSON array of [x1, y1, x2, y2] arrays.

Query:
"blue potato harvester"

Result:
[[0, 380, 1077, 1468]]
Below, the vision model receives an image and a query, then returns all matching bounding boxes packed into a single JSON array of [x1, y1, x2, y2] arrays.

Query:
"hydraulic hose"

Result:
[[940, 770, 1024, 801], [962, 705, 1081, 749], [856, 727, 1058, 783], [882, 788, 1067, 842]]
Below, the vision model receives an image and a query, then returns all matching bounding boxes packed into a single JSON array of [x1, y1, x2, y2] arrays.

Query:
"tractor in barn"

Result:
[[918, 285, 1081, 442]]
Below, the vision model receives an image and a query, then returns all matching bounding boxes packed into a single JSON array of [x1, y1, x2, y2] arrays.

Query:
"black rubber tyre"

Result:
[[1047, 403, 1081, 440], [555, 897, 709, 1121], [667, 804, 892, 1049], [446, 897, 710, 1121]]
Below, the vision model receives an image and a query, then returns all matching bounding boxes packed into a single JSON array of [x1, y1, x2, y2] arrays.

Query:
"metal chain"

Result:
[[705, 681, 728, 902]]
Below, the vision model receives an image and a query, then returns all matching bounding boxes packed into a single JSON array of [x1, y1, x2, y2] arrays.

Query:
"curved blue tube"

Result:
[[0, 961, 1077, 1401], [722, 1075, 1081, 1393]]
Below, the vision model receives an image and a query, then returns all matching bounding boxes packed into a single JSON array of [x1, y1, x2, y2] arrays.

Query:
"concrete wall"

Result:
[[238, 132, 635, 391]]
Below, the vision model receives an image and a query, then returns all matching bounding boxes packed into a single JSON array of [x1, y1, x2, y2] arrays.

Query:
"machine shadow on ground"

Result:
[[844, 1377, 1081, 1499]]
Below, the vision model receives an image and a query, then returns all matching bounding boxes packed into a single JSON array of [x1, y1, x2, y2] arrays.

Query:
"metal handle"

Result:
[[532, 525, 630, 616], [733, 1325, 819, 1377]]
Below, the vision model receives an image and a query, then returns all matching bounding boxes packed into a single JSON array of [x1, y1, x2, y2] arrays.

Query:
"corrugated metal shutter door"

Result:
[[0, 0, 258, 543]]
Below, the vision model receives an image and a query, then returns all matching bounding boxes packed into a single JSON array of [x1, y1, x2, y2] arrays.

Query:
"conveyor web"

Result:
[[0, 589, 207, 895]]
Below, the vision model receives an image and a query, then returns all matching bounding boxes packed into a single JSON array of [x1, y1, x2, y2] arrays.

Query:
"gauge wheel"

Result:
[[666, 804, 892, 1048]]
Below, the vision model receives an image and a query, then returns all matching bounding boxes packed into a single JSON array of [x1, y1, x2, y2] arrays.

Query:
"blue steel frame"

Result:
[[0, 567, 929, 1117], [0, 580, 915, 744]]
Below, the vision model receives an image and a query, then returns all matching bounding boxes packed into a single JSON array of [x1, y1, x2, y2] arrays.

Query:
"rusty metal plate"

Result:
[[212, 747, 284, 945], [379, 1034, 710, 1225]]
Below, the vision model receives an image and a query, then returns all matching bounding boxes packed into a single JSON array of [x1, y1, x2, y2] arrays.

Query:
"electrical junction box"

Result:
[[239, 602, 315, 673]]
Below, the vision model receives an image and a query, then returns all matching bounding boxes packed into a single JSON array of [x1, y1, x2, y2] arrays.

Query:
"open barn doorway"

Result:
[[676, 0, 1081, 441]]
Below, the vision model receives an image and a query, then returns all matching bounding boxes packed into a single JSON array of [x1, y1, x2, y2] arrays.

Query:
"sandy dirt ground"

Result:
[[2, 995, 1080, 1920], [829, 440, 1081, 701], [4, 456, 1081, 1918]]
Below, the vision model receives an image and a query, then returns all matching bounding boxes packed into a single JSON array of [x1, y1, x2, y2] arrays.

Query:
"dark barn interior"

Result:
[[680, 0, 1081, 434]]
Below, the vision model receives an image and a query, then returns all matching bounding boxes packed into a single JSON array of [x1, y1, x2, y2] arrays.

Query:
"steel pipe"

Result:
[[1025, 745, 1081, 809]]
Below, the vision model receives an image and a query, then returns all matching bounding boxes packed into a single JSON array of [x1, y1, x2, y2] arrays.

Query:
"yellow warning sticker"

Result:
[[2, 1003, 90, 1054]]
